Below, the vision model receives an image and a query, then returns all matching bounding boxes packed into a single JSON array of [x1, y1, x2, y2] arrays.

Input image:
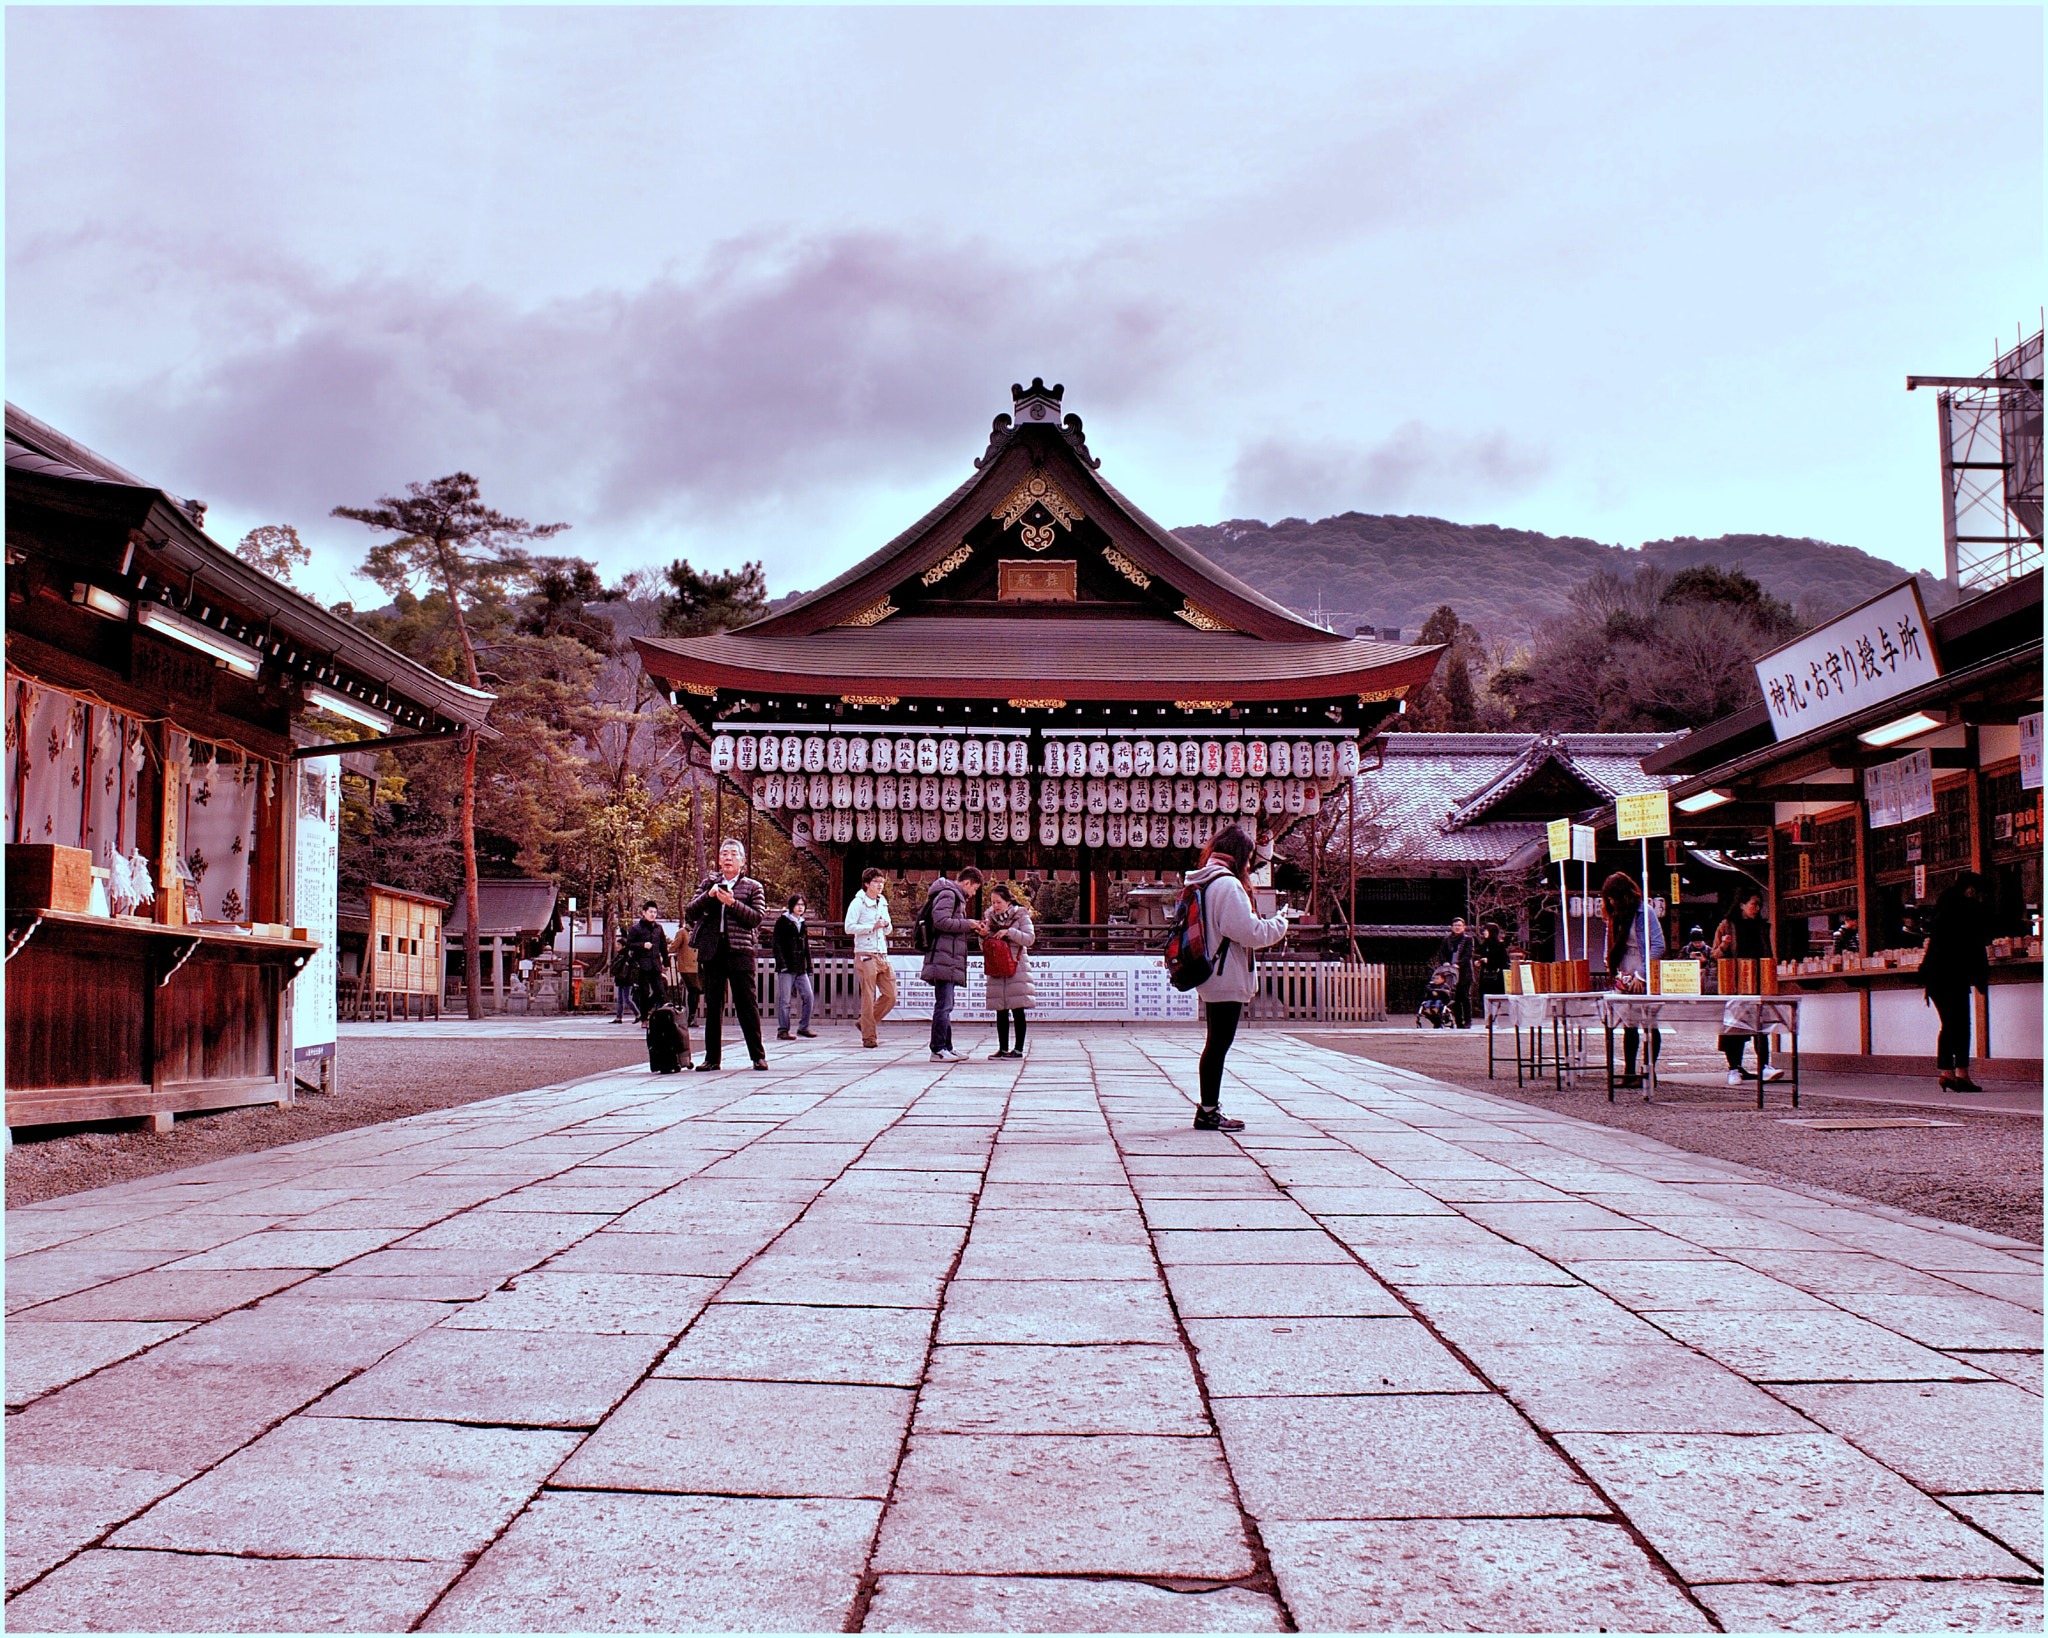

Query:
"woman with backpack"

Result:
[[982, 881, 1035, 1059], [1182, 824, 1295, 1131], [1603, 871, 1665, 1088]]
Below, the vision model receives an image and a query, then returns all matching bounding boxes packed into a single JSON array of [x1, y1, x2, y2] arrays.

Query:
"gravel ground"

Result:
[[5, 1039, 650, 1208], [1297, 1029, 2043, 1246]]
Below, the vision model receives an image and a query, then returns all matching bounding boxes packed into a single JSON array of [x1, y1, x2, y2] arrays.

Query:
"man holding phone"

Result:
[[685, 838, 769, 1071]]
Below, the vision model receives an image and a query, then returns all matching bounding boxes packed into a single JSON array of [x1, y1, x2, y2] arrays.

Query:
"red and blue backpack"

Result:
[[1162, 880, 1231, 992]]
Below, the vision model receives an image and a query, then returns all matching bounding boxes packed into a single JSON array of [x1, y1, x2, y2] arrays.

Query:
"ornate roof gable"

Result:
[[1442, 736, 1616, 831]]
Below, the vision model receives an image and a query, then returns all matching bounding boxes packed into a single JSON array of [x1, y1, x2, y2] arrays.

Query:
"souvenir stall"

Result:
[[633, 382, 1441, 1021], [4, 404, 494, 1131], [1634, 571, 2043, 1079]]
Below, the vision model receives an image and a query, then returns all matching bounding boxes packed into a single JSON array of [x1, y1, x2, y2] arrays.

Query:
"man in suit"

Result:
[[685, 838, 768, 1071]]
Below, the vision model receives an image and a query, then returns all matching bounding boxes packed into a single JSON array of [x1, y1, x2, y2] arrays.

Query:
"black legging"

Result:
[[1929, 986, 1973, 1072], [1200, 1001, 1243, 1109], [1623, 1026, 1662, 1078], [995, 1009, 1028, 1052], [1720, 1032, 1770, 1071]]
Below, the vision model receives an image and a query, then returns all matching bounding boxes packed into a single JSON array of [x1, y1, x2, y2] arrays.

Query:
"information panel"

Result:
[[291, 756, 340, 1065], [883, 955, 1201, 1022], [1753, 579, 1940, 742]]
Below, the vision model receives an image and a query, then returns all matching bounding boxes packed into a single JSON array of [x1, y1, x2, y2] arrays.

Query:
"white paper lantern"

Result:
[[762, 772, 785, 808], [985, 779, 1006, 814], [1285, 779, 1305, 815], [780, 735, 802, 772], [856, 809, 876, 843], [1179, 741, 1199, 776], [1337, 739, 1361, 777], [790, 815, 811, 847], [1241, 779, 1261, 813], [798, 737, 821, 773], [938, 737, 960, 776], [940, 777, 961, 813], [1130, 779, 1151, 814], [877, 776, 897, 811], [963, 778, 984, 813], [988, 812, 1009, 844], [1153, 778, 1174, 812], [1045, 740, 1067, 778], [848, 737, 871, 774], [1036, 779, 1057, 813], [944, 810, 964, 843], [1063, 777, 1084, 814], [1111, 739, 1134, 778], [1087, 740, 1109, 777], [1010, 777, 1031, 813], [961, 738, 984, 777], [1197, 814, 1219, 846], [1107, 813, 1127, 848], [711, 734, 735, 772], [783, 772, 807, 809], [751, 782, 769, 811], [1270, 740, 1292, 778], [892, 740, 914, 774], [1040, 814, 1061, 847], [1219, 779, 1240, 814], [1246, 741, 1268, 778], [1305, 783, 1322, 814], [1224, 740, 1246, 779], [893, 774, 914, 810], [1155, 740, 1178, 777], [966, 809, 985, 842], [1062, 813, 1082, 847], [1084, 813, 1105, 848], [878, 810, 899, 843], [853, 775, 874, 810], [735, 734, 758, 772], [1007, 739, 1029, 776], [915, 776, 937, 812], [1174, 778, 1196, 814], [1149, 815, 1170, 849], [910, 737, 934, 774], [823, 736, 845, 773], [1087, 778, 1107, 815], [832, 773, 853, 809], [1172, 815, 1193, 849], [1107, 779, 1128, 813], [1264, 779, 1285, 815], [1197, 778, 1218, 813], [1201, 741, 1223, 777], [1133, 739, 1156, 777], [867, 736, 890, 773], [1314, 740, 1336, 779]]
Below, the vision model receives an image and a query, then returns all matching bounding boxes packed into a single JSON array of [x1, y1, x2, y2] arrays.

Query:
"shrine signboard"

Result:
[[1753, 580, 1941, 742]]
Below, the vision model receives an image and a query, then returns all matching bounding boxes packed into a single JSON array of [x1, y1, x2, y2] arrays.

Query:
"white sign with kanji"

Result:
[[1754, 580, 1939, 742]]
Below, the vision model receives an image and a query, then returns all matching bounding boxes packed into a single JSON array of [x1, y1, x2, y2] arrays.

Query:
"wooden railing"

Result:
[[1248, 959, 1386, 1023]]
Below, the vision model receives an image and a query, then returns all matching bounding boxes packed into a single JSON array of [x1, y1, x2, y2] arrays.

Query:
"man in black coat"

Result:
[[617, 901, 670, 1024], [1923, 873, 1991, 1093], [685, 838, 768, 1071], [772, 893, 817, 1040], [1436, 916, 1477, 1029]]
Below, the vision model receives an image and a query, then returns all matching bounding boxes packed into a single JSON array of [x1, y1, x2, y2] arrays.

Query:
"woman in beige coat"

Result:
[[982, 882, 1035, 1059]]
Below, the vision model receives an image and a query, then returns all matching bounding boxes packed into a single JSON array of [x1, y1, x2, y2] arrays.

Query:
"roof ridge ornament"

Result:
[[993, 470, 1082, 551]]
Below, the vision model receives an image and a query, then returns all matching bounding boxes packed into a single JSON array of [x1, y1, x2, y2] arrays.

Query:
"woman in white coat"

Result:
[[1183, 824, 1294, 1131]]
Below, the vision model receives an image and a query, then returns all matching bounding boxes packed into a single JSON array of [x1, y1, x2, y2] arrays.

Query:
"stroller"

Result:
[[1415, 963, 1459, 1029]]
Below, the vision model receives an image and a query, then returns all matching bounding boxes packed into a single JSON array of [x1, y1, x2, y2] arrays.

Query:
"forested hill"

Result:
[[1172, 515, 1942, 638]]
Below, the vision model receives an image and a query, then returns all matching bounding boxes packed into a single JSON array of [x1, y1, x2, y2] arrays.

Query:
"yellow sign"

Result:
[[1616, 790, 1672, 842], [1657, 960, 1702, 995], [1671, 872, 1684, 909], [1548, 818, 1571, 862]]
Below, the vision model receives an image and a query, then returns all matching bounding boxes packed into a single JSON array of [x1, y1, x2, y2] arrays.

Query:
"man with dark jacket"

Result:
[[920, 868, 983, 1062], [1923, 873, 1991, 1093], [772, 893, 817, 1040], [617, 901, 670, 1024], [1476, 922, 1510, 997], [1436, 916, 1477, 1028], [685, 838, 768, 1071]]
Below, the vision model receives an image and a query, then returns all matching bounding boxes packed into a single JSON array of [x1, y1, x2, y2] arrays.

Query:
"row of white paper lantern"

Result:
[[790, 809, 1239, 849], [710, 732, 1360, 781], [755, 773, 1325, 817]]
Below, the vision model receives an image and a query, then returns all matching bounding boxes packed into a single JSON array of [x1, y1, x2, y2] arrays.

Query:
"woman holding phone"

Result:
[[1183, 824, 1295, 1131]]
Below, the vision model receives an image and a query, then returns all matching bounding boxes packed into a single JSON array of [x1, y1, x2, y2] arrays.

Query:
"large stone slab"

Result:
[[438, 1271, 720, 1334], [16, 1268, 313, 1322], [1559, 1431, 2037, 1583], [873, 1433, 1252, 1578], [1163, 1263, 1406, 1319], [162, 1229, 405, 1270], [5, 1549, 462, 1632], [916, 1343, 1207, 1434], [656, 1302, 934, 1386], [1941, 1493, 2043, 1569], [421, 1492, 881, 1633], [1261, 1518, 1711, 1632], [1185, 1317, 1480, 1397], [4, 1463, 182, 1593], [1696, 1578, 2044, 1632], [1647, 1308, 1989, 1381], [1150, 1229, 1351, 1266], [1773, 1380, 2045, 1493], [1214, 1393, 1599, 1520], [4, 1320, 192, 1406], [110, 1418, 578, 1559], [309, 1326, 664, 1427], [937, 1279, 1181, 1345], [864, 1574, 1285, 1633], [555, 1378, 912, 1497], [1481, 1343, 1816, 1433]]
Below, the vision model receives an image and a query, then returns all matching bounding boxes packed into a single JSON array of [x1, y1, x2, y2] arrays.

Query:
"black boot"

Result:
[[1193, 1106, 1245, 1132]]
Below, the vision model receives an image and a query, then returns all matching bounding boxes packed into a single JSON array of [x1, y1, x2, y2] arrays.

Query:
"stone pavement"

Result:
[[6, 1027, 2042, 1632]]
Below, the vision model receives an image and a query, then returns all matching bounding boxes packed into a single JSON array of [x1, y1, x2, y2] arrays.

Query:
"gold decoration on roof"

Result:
[[840, 694, 901, 707], [839, 599, 899, 628], [1173, 699, 1233, 711], [1102, 547, 1152, 589], [681, 682, 718, 697], [992, 470, 1082, 551], [1175, 601, 1234, 632], [1357, 686, 1410, 704], [920, 544, 975, 587], [1006, 698, 1066, 710]]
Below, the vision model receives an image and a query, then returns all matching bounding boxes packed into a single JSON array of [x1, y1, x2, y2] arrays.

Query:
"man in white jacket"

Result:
[[1184, 825, 1294, 1130], [843, 866, 897, 1049]]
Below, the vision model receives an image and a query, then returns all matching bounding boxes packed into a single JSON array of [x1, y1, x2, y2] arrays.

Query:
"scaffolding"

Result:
[[1911, 325, 2044, 594]]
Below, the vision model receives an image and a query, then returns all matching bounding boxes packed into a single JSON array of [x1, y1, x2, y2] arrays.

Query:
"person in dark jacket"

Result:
[[616, 901, 670, 1024], [685, 838, 768, 1071], [1712, 887, 1781, 1084], [1436, 917, 1477, 1028], [1476, 922, 1510, 997], [1923, 873, 1991, 1093], [919, 868, 983, 1062], [772, 893, 816, 1040]]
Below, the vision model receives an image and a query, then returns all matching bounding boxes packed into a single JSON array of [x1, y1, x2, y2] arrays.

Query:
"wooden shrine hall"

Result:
[[634, 380, 1443, 917]]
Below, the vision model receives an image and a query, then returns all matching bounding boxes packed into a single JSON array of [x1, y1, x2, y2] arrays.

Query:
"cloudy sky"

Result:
[[8, 7, 2040, 606]]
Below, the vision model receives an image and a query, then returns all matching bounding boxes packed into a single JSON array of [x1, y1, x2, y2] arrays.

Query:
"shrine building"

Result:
[[633, 380, 1442, 917]]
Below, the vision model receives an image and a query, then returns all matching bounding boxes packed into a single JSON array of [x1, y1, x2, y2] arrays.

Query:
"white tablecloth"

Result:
[[1597, 994, 1800, 1034], [1485, 992, 1605, 1030]]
